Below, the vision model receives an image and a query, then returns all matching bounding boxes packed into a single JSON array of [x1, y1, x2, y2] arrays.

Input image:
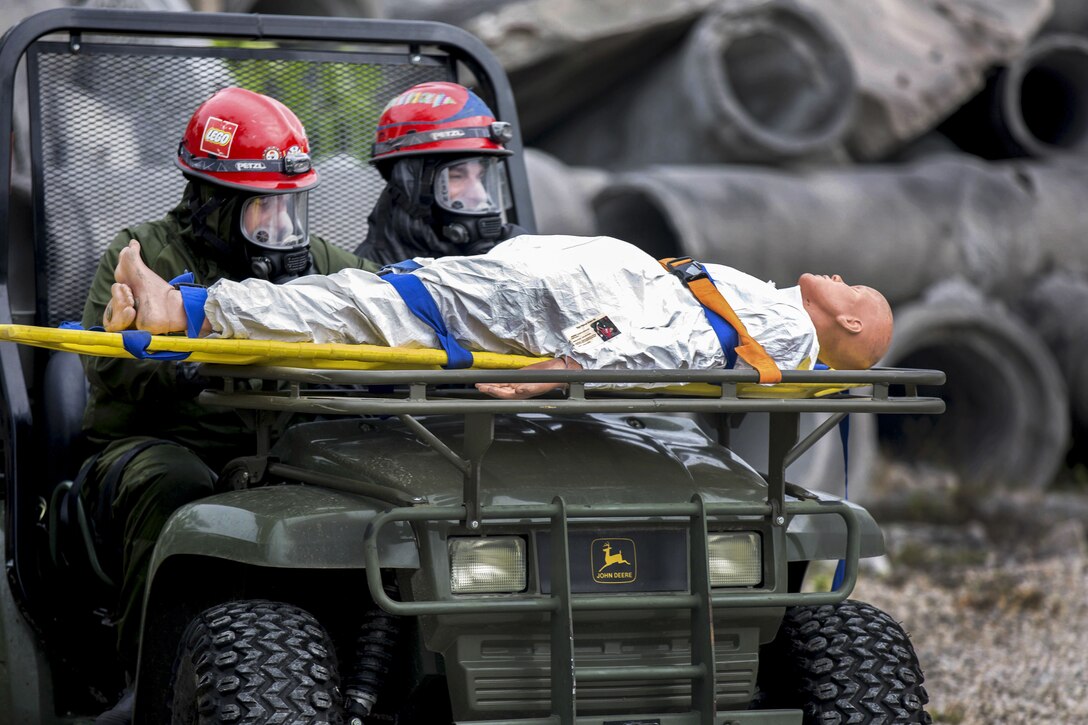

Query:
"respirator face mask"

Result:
[[238, 191, 313, 282], [431, 157, 509, 246]]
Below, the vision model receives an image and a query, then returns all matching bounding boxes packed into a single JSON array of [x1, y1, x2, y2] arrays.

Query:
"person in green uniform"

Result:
[[81, 87, 378, 725]]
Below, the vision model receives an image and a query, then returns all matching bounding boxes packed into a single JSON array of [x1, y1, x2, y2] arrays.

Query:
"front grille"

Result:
[[456, 633, 758, 716]]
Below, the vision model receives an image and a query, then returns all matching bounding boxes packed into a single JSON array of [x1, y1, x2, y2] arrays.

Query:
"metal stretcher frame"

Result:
[[196, 363, 944, 724]]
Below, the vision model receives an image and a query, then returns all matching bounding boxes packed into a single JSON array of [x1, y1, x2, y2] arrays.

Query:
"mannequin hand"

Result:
[[476, 356, 582, 400]]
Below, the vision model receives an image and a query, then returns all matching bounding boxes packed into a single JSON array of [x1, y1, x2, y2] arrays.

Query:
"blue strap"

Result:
[[59, 321, 190, 360], [167, 271, 195, 286], [178, 285, 208, 339], [60, 321, 100, 331], [831, 413, 851, 591], [379, 260, 424, 275], [166, 270, 208, 338], [697, 267, 738, 369], [119, 330, 190, 361], [381, 273, 473, 369]]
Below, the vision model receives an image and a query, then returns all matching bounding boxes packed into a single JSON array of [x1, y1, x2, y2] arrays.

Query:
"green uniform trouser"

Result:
[[83, 436, 217, 672]]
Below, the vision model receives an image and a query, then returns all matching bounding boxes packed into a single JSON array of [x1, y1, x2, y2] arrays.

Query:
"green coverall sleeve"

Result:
[[312, 235, 382, 273]]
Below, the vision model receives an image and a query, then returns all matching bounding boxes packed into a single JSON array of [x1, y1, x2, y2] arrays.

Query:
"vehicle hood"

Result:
[[270, 413, 770, 507]]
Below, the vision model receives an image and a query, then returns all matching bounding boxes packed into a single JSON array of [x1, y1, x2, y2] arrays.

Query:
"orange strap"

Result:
[[660, 257, 783, 384]]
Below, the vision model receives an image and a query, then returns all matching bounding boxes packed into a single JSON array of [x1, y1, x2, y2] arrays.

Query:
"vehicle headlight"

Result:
[[449, 537, 526, 594], [708, 532, 762, 587]]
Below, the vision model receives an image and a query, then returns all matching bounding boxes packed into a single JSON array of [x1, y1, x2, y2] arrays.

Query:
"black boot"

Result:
[[95, 689, 134, 725]]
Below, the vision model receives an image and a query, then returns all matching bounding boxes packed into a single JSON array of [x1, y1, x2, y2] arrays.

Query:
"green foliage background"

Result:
[[218, 43, 384, 163]]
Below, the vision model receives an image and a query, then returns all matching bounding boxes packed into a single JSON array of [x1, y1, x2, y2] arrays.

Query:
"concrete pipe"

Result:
[[592, 156, 1088, 305], [1044, 0, 1088, 35], [791, 0, 1050, 161], [465, 1, 711, 140], [942, 34, 1088, 159], [875, 286, 1069, 494], [1018, 272, 1088, 429], [726, 284, 1070, 501], [534, 0, 856, 167]]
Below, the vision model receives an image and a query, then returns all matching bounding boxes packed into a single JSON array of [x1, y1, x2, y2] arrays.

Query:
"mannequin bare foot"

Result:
[[104, 240, 186, 334], [103, 281, 137, 331], [476, 356, 582, 400]]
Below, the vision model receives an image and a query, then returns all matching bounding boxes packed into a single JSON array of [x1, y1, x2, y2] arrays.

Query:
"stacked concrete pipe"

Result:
[[533, 0, 856, 167], [592, 155, 1088, 302], [942, 34, 1088, 159], [791, 0, 1051, 161]]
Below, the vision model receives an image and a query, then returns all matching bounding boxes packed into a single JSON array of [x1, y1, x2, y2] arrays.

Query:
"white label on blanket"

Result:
[[563, 314, 623, 351]]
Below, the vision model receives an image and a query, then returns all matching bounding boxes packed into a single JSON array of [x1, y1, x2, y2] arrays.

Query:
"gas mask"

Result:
[[238, 191, 314, 283], [430, 156, 509, 247]]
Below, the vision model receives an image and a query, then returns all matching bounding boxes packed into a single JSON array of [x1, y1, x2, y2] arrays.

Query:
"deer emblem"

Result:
[[597, 541, 632, 573]]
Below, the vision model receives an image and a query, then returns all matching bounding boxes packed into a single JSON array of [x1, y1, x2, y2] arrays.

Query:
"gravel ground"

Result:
[[841, 488, 1088, 725]]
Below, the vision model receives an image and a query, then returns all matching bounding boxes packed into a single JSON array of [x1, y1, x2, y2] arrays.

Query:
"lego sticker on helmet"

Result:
[[200, 117, 238, 157]]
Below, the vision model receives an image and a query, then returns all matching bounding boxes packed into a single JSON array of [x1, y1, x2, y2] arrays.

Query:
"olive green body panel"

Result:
[[275, 413, 778, 505], [269, 413, 883, 559], [147, 485, 419, 580], [786, 496, 883, 560]]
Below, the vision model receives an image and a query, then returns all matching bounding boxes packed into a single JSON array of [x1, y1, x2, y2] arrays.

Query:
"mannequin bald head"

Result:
[[798, 273, 893, 370]]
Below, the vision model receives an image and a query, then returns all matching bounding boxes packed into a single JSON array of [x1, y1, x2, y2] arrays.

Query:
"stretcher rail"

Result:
[[198, 363, 945, 387]]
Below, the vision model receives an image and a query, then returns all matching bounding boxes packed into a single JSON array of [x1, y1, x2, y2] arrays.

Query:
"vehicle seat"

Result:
[[43, 351, 88, 486], [41, 351, 115, 587]]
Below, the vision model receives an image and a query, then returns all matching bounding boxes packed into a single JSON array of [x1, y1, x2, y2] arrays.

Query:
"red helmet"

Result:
[[371, 81, 514, 164], [175, 87, 319, 193]]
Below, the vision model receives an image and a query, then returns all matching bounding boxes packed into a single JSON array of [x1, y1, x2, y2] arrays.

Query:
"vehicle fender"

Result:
[[147, 485, 420, 579], [786, 498, 885, 561]]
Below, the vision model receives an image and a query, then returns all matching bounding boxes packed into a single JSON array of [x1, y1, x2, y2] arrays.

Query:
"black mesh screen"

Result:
[[30, 42, 450, 326]]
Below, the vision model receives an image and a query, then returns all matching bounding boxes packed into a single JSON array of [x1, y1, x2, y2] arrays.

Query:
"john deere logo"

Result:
[[592, 538, 636, 584]]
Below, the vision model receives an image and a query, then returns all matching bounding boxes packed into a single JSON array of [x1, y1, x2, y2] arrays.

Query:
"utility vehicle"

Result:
[[0, 9, 943, 724]]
